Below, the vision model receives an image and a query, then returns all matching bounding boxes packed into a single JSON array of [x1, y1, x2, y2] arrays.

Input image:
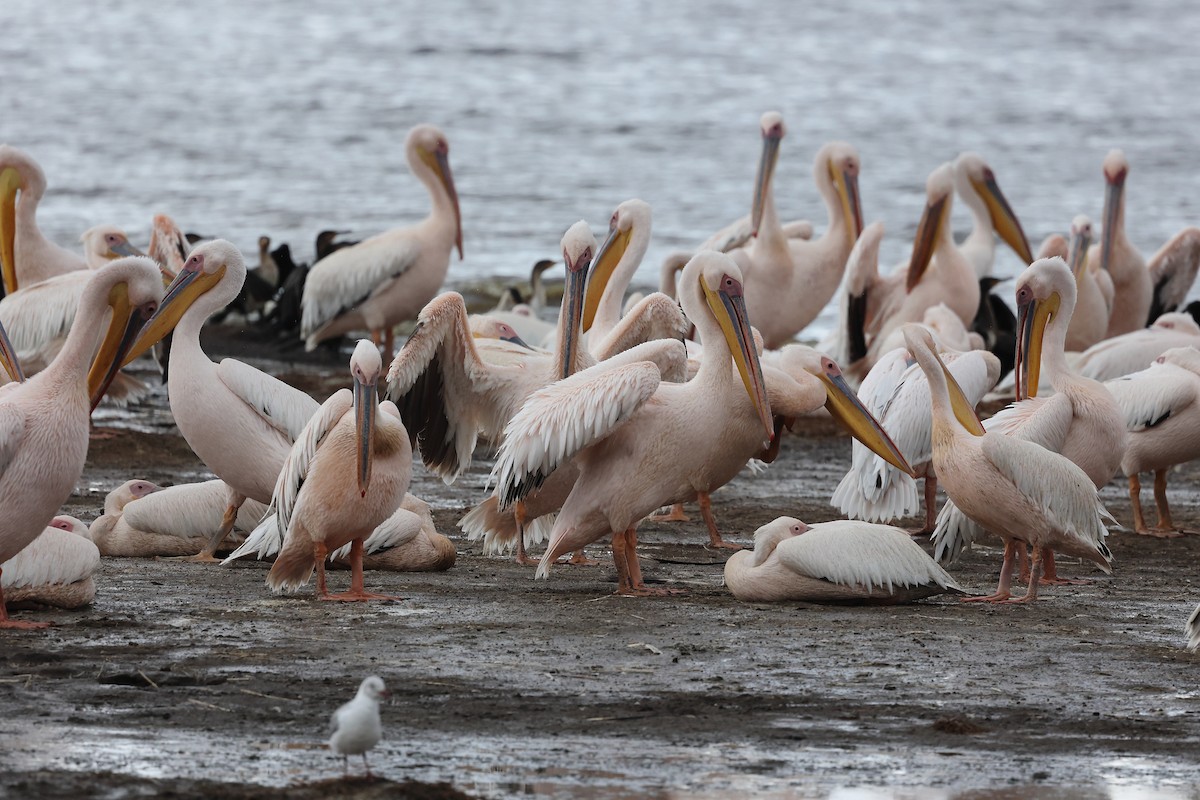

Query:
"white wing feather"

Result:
[[1105, 362, 1197, 431], [329, 507, 425, 561], [491, 361, 661, 509], [589, 293, 689, 362], [123, 480, 270, 539], [1, 525, 100, 589], [1147, 227, 1200, 318], [0, 271, 88, 362], [775, 521, 961, 593], [983, 394, 1072, 451], [301, 232, 420, 339], [217, 359, 321, 443], [1187, 604, 1200, 651]]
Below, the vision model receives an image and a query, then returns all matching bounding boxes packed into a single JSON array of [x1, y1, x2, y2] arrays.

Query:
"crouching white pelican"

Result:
[[0, 258, 177, 628], [492, 252, 908, 595], [2, 516, 99, 611], [232, 340, 410, 601], [904, 324, 1113, 603], [724, 516, 961, 603]]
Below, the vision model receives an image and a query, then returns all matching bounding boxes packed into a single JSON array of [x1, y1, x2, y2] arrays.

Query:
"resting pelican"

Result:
[[123, 239, 322, 562], [301, 124, 462, 358], [952, 152, 1034, 278], [843, 165, 981, 373], [724, 517, 961, 603], [1063, 215, 1112, 351], [740, 113, 864, 348], [584, 199, 690, 360], [91, 479, 267, 557], [1105, 346, 1200, 536], [484, 259, 559, 344], [1188, 606, 1200, 651], [248, 340, 409, 601], [904, 323, 1113, 604], [1075, 311, 1200, 381], [831, 327, 1000, 534], [1090, 150, 1151, 337], [2, 516, 99, 611], [0, 258, 172, 628], [492, 252, 907, 595], [934, 258, 1125, 586], [331, 493, 456, 573]]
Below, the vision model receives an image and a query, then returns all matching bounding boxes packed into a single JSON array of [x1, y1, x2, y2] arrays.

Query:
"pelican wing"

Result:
[[387, 292, 547, 483], [1147, 227, 1200, 324], [590, 293, 688, 362], [980, 432, 1113, 562], [491, 361, 661, 508], [1187, 604, 1200, 651], [1, 527, 100, 590], [776, 522, 961, 592], [1076, 320, 1200, 381], [1105, 363, 1197, 431], [0, 404, 26, 476], [837, 221, 887, 364], [0, 271, 88, 361], [330, 507, 425, 560], [217, 358, 321, 443], [123, 480, 269, 539], [983, 394, 1071, 451], [597, 338, 688, 383], [931, 500, 985, 565], [300, 233, 420, 339]]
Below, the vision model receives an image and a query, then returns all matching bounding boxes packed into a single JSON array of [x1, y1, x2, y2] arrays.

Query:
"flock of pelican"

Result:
[[0, 115, 1199, 651]]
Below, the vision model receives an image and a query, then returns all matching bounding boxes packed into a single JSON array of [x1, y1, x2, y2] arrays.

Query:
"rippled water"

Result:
[[5, 0, 1200, 337]]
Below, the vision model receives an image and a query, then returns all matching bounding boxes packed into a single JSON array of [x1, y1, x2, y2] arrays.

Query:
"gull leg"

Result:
[[698, 492, 740, 549], [322, 539, 403, 602], [963, 539, 1017, 603]]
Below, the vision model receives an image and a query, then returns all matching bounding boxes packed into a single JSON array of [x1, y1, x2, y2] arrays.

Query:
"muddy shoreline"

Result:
[[3, 333, 1200, 799]]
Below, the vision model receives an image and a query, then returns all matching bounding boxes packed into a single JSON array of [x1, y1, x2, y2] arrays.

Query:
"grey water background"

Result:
[[5, 0, 1199, 338]]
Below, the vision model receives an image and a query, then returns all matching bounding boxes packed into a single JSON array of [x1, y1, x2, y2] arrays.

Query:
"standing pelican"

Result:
[[1075, 311, 1200, 381], [248, 340, 410, 601], [0, 145, 88, 293], [1091, 150, 1151, 337], [583, 199, 690, 360], [904, 324, 1113, 604], [934, 258, 1126, 585], [740, 113, 864, 348], [492, 252, 907, 595], [301, 124, 462, 358], [1105, 346, 1200, 536], [122, 240, 322, 562], [1063, 215, 1113, 351], [0, 258, 173, 628], [2, 516, 99, 610], [952, 152, 1034, 278], [724, 517, 960, 603]]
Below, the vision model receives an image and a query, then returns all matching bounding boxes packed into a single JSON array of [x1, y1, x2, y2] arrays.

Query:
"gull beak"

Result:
[[583, 222, 631, 332], [817, 358, 913, 474], [557, 248, 592, 379], [971, 170, 1033, 264], [0, 166, 20, 295], [1101, 173, 1125, 274], [1015, 290, 1060, 401], [750, 132, 782, 236], [0, 317, 23, 383], [354, 373, 378, 496], [121, 261, 226, 366], [829, 161, 865, 251], [906, 195, 948, 292], [701, 273, 773, 444], [87, 282, 152, 411]]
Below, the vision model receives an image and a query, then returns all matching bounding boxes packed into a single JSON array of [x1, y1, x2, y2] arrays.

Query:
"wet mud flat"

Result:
[[3, 344, 1200, 798]]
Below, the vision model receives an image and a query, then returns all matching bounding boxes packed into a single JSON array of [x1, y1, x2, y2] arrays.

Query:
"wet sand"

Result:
[[3, 336, 1200, 799]]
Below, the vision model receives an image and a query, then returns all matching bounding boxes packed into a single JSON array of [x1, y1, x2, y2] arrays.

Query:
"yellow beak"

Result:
[[583, 224, 630, 332], [0, 166, 20, 296], [121, 263, 226, 367], [1015, 291, 1060, 401], [906, 194, 948, 292], [830, 161, 865, 251], [701, 273, 773, 443], [970, 171, 1033, 264], [87, 282, 151, 411], [750, 133, 782, 236], [0, 317, 23, 383], [818, 360, 913, 474], [932, 346, 986, 436]]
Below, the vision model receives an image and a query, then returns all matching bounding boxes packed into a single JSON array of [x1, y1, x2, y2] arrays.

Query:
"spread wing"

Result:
[[217, 359, 321, 444], [300, 231, 420, 340], [1147, 227, 1200, 324], [491, 361, 661, 509]]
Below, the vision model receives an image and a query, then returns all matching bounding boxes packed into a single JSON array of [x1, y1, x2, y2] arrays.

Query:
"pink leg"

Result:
[[0, 573, 52, 630], [1040, 548, 1091, 585], [1002, 545, 1042, 603], [620, 527, 684, 596], [1150, 469, 1190, 536], [321, 539, 403, 602], [566, 549, 597, 566], [698, 492, 741, 550], [611, 529, 634, 595], [513, 501, 539, 566], [962, 539, 1018, 603], [648, 503, 690, 523], [910, 475, 938, 537]]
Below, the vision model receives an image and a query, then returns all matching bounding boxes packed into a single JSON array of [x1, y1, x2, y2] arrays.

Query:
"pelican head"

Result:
[[1100, 149, 1129, 274], [87, 258, 167, 411], [751, 516, 810, 566], [683, 251, 773, 442], [584, 198, 650, 331], [780, 345, 913, 474], [906, 163, 956, 292], [1014, 257, 1074, 401], [557, 220, 597, 379], [81, 225, 144, 266], [0, 145, 47, 295], [954, 152, 1033, 265], [351, 339, 383, 497], [1067, 215, 1093, 278], [901, 323, 985, 436], [408, 124, 462, 260], [147, 213, 190, 280], [122, 239, 240, 366], [750, 111, 786, 236], [469, 316, 531, 348], [815, 141, 865, 251]]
